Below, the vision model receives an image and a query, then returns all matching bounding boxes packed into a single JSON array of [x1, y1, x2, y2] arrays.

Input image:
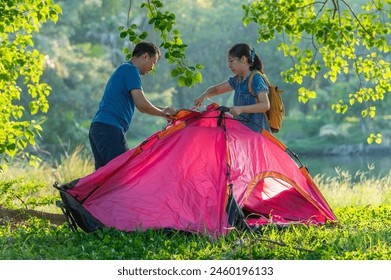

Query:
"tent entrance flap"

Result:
[[242, 172, 329, 225]]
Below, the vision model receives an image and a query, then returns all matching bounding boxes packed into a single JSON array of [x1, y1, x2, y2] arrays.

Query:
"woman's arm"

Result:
[[194, 81, 232, 107], [229, 91, 270, 116]]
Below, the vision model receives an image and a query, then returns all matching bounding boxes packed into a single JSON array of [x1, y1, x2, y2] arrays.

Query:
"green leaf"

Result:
[[185, 77, 193, 87], [29, 102, 39, 115], [120, 31, 128, 39], [5, 143, 16, 157], [139, 31, 148, 40], [17, 139, 27, 149], [53, 4, 62, 14], [49, 10, 59, 22], [171, 69, 179, 77], [193, 72, 202, 84], [178, 76, 186, 87]]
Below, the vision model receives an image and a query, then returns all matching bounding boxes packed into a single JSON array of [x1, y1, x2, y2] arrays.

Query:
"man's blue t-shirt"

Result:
[[228, 72, 271, 133], [92, 62, 142, 132]]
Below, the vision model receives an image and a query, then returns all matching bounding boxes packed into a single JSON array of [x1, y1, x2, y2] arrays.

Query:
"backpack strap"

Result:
[[248, 70, 270, 98]]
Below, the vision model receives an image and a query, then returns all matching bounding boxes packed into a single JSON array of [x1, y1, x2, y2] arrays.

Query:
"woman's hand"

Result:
[[194, 93, 206, 107], [194, 82, 231, 107], [229, 106, 243, 116]]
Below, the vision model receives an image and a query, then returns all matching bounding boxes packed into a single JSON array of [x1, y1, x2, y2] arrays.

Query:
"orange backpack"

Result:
[[248, 70, 285, 133]]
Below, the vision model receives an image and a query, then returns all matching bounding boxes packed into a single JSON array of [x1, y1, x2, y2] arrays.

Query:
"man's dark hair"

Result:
[[132, 42, 161, 60]]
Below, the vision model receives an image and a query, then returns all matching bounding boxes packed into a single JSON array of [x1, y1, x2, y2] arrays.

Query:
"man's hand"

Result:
[[163, 106, 177, 120]]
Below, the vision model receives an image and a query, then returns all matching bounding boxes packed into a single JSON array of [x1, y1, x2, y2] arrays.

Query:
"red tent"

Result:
[[56, 104, 336, 236]]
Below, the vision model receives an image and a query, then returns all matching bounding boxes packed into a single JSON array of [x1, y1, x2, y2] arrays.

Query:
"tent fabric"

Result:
[[56, 104, 336, 236]]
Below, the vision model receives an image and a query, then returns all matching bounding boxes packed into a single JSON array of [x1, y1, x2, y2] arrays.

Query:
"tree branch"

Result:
[[297, 1, 328, 11], [331, 0, 338, 19], [127, 0, 132, 27], [147, 0, 158, 18], [340, 0, 373, 39], [315, 1, 329, 20]]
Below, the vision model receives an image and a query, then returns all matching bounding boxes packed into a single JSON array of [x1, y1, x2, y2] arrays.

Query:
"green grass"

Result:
[[1, 205, 390, 260], [316, 168, 391, 207], [1, 146, 93, 213], [1, 149, 390, 260]]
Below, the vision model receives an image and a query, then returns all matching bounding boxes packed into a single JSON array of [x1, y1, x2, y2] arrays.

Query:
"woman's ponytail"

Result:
[[250, 53, 264, 73]]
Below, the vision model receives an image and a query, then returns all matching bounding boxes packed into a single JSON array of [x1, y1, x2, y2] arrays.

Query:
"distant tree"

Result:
[[242, 0, 390, 144], [0, 0, 62, 170], [31, 0, 130, 156]]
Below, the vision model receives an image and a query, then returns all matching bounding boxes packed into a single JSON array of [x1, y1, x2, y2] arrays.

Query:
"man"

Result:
[[89, 41, 176, 170]]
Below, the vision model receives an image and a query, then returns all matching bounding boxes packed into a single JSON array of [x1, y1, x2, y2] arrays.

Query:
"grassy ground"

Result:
[[0, 149, 390, 260], [1, 205, 390, 260]]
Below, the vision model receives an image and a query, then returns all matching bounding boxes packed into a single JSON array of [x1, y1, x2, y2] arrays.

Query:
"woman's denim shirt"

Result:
[[228, 72, 271, 133]]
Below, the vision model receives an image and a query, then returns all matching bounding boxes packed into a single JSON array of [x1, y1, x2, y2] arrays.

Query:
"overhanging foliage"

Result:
[[0, 0, 62, 170], [242, 0, 390, 143]]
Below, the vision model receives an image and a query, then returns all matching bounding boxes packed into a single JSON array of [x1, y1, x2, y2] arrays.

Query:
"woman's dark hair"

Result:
[[228, 43, 264, 73], [132, 42, 161, 60]]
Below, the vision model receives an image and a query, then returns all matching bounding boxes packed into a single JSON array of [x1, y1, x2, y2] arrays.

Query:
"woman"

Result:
[[194, 43, 270, 132]]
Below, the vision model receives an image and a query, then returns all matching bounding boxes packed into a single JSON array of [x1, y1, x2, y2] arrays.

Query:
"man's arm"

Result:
[[131, 89, 175, 117]]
